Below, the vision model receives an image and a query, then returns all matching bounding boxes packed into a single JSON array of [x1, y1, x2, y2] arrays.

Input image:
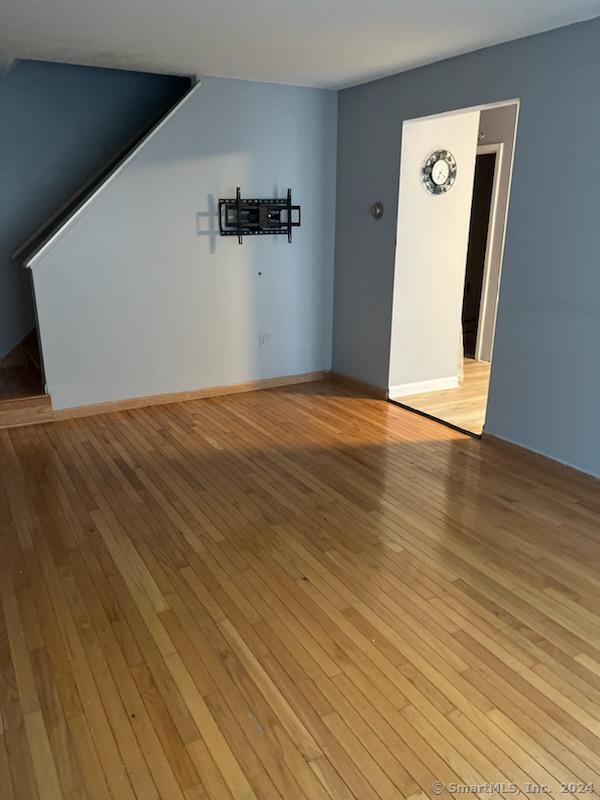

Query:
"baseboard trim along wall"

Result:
[[330, 371, 388, 399], [52, 370, 330, 421], [388, 376, 459, 398], [482, 432, 600, 482]]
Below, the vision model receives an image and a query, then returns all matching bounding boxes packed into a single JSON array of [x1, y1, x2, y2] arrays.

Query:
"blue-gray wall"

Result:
[[333, 18, 600, 476], [0, 60, 189, 357]]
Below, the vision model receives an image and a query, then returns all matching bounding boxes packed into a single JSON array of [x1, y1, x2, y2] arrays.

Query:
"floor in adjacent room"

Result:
[[391, 358, 492, 435], [1, 380, 600, 800], [0, 365, 43, 401]]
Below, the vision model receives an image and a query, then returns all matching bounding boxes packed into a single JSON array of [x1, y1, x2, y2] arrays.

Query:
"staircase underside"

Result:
[[0, 329, 50, 428], [0, 364, 43, 400]]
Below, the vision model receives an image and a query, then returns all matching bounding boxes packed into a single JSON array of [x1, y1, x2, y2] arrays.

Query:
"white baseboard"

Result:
[[389, 375, 459, 398]]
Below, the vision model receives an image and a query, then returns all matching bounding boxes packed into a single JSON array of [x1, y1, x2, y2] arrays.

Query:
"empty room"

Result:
[[1, 2, 600, 799]]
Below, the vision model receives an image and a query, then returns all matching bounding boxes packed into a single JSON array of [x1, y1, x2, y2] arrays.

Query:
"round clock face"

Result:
[[431, 158, 450, 186], [422, 150, 457, 194]]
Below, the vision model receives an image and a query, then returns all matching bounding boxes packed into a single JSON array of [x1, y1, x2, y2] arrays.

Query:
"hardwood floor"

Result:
[[1, 379, 600, 800], [392, 359, 491, 435]]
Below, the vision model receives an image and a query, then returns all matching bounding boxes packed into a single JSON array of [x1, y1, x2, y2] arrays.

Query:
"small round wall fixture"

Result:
[[422, 150, 457, 195], [370, 201, 384, 220]]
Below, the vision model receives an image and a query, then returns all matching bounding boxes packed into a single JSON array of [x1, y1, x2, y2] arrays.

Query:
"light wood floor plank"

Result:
[[391, 358, 491, 435], [1, 380, 599, 798]]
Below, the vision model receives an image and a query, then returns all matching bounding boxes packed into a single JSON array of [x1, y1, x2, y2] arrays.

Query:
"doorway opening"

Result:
[[388, 100, 519, 436]]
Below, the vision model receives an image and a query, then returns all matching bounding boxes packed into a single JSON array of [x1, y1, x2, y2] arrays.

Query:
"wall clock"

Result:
[[422, 150, 457, 195]]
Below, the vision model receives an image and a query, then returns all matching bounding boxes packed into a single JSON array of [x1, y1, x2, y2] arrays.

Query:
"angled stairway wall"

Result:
[[0, 60, 190, 358], [25, 77, 337, 410]]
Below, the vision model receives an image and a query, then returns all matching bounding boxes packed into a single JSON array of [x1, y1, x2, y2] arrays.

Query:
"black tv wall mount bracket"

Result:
[[219, 187, 301, 244]]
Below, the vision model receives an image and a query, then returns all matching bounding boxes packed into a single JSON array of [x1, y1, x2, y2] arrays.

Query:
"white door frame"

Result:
[[474, 142, 504, 362]]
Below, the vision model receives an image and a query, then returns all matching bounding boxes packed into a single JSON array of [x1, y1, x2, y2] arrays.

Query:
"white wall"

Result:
[[476, 104, 518, 361], [388, 109, 480, 395], [29, 77, 337, 410]]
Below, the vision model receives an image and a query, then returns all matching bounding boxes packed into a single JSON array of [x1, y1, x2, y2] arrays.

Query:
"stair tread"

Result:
[[0, 393, 51, 408], [0, 393, 53, 429]]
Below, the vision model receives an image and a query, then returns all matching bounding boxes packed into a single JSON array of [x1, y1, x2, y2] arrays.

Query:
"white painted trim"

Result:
[[389, 375, 459, 398], [482, 101, 520, 367], [476, 143, 503, 154], [479, 102, 520, 428], [475, 142, 503, 361], [25, 81, 204, 270]]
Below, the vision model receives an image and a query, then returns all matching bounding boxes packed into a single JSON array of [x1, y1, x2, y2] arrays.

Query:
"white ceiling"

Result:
[[2, 0, 599, 89]]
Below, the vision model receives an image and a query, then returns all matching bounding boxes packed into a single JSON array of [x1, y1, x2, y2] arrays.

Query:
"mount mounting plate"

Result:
[[219, 188, 301, 243]]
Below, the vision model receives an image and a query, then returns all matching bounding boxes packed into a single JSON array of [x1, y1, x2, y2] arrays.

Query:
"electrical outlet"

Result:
[[259, 333, 274, 348]]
